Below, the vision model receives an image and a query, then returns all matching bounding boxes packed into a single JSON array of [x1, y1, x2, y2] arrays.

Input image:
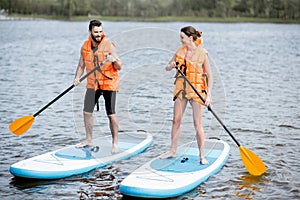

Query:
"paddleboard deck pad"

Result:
[[120, 138, 230, 198], [10, 131, 153, 179]]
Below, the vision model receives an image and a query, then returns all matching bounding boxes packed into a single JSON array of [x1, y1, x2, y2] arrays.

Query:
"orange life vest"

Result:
[[173, 45, 208, 104], [81, 35, 119, 91], [195, 37, 203, 46]]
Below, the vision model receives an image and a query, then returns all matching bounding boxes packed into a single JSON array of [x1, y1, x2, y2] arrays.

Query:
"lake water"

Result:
[[0, 20, 299, 200]]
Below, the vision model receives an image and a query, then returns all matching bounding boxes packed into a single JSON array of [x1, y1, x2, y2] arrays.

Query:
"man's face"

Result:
[[91, 26, 103, 43]]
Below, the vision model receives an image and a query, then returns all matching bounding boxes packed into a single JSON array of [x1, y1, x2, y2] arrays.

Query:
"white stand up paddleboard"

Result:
[[10, 131, 153, 179], [120, 138, 230, 198]]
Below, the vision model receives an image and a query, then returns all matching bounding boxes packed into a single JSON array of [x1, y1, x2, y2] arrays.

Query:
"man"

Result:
[[74, 20, 122, 153]]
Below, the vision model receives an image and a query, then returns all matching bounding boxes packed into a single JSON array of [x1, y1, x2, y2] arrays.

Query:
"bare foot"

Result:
[[160, 152, 176, 159], [75, 140, 92, 148], [111, 144, 119, 153], [200, 158, 209, 165]]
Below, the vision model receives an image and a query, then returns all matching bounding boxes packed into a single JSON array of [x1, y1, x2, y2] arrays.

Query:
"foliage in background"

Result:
[[0, 0, 299, 20]]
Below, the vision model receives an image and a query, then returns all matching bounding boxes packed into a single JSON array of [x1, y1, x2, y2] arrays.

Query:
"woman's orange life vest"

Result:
[[173, 45, 208, 105], [81, 35, 119, 91], [195, 37, 203, 46]]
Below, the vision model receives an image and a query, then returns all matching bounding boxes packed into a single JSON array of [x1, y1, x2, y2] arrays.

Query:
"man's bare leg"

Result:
[[108, 114, 119, 153], [76, 111, 93, 147]]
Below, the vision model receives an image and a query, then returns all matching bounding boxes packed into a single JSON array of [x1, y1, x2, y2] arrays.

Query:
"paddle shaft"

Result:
[[175, 66, 241, 147], [33, 60, 108, 117]]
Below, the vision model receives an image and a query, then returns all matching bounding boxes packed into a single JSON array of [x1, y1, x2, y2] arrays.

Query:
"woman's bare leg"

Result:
[[191, 100, 208, 165], [161, 98, 187, 158]]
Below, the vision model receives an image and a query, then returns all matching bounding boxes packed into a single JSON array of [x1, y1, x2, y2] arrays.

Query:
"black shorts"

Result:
[[84, 89, 116, 115]]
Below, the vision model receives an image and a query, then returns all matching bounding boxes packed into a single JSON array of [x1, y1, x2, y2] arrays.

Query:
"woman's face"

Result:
[[180, 32, 191, 45]]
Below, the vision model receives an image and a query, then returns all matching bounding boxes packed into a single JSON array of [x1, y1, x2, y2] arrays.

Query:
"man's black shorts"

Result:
[[84, 89, 116, 115]]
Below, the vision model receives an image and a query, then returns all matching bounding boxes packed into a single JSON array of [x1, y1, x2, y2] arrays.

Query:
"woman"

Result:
[[163, 26, 212, 165]]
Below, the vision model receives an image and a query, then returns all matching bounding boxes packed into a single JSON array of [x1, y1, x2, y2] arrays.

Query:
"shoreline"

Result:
[[1, 14, 299, 24]]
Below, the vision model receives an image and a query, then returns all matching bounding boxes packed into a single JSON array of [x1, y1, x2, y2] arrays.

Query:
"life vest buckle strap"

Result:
[[176, 62, 187, 75], [96, 68, 113, 80], [94, 55, 113, 80], [173, 89, 185, 101], [96, 83, 100, 111], [173, 75, 184, 84]]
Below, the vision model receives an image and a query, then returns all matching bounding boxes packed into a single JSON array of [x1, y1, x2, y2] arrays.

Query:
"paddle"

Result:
[[174, 64, 266, 176], [9, 59, 108, 136]]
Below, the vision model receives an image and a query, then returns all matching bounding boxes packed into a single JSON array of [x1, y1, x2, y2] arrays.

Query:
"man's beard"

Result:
[[91, 34, 101, 44]]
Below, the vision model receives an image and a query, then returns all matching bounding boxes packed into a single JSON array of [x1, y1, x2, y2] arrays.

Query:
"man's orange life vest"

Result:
[[81, 35, 119, 91], [173, 45, 208, 105]]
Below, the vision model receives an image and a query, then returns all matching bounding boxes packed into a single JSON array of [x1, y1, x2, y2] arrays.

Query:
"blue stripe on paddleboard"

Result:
[[150, 149, 222, 173], [183, 148, 223, 158], [150, 155, 218, 173], [54, 146, 94, 160], [54, 141, 137, 160]]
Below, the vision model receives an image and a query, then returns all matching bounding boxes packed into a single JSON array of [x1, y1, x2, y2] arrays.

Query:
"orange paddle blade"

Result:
[[9, 115, 35, 136], [240, 146, 266, 176]]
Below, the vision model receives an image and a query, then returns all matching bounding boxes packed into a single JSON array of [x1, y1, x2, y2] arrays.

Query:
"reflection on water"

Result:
[[77, 167, 121, 199], [235, 175, 264, 200], [0, 20, 299, 199]]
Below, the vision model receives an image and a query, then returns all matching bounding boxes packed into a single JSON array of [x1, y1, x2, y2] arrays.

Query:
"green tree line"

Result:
[[0, 0, 299, 20]]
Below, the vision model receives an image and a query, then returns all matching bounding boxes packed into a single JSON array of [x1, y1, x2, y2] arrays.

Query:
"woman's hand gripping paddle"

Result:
[[9, 59, 108, 136], [174, 65, 266, 176]]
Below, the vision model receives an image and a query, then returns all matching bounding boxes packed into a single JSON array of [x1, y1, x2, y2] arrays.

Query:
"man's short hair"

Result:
[[89, 20, 102, 31]]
